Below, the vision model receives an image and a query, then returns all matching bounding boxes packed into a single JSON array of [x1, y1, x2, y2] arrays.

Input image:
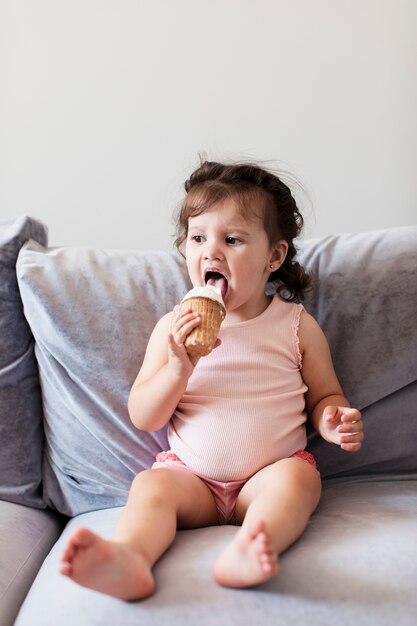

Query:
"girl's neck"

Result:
[[224, 294, 272, 325]]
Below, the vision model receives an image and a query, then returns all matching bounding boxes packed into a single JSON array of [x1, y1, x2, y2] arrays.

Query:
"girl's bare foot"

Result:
[[60, 527, 155, 600], [213, 519, 279, 588]]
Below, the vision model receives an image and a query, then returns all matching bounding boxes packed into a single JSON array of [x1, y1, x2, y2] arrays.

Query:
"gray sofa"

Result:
[[1, 215, 416, 626]]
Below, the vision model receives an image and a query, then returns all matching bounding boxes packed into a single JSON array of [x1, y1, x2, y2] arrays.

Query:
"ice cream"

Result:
[[180, 286, 226, 357]]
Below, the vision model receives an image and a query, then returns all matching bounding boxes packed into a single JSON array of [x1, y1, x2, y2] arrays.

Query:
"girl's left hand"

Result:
[[322, 406, 364, 452]]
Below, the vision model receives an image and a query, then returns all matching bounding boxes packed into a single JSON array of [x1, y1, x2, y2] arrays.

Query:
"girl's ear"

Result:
[[268, 240, 289, 272]]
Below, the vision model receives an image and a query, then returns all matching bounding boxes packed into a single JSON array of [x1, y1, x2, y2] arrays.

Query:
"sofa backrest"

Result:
[[299, 226, 417, 478], [5, 218, 416, 515]]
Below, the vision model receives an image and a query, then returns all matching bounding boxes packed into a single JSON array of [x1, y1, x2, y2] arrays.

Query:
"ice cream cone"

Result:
[[180, 287, 226, 357]]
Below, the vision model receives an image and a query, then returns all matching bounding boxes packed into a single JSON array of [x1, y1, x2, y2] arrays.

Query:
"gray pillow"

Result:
[[0, 216, 47, 507], [298, 226, 417, 478], [17, 242, 192, 516]]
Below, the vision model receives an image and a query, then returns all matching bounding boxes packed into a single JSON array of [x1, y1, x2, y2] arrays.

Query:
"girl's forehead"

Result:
[[188, 195, 264, 225]]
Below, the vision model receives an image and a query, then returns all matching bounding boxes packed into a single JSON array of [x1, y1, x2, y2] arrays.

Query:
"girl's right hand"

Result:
[[168, 305, 201, 378]]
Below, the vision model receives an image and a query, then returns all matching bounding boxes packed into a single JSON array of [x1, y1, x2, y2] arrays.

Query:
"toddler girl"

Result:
[[60, 160, 363, 600]]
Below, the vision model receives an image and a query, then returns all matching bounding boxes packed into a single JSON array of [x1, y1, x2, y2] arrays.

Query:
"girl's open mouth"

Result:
[[204, 271, 228, 300]]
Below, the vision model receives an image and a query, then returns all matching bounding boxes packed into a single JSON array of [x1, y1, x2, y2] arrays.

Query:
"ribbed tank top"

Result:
[[168, 295, 308, 481]]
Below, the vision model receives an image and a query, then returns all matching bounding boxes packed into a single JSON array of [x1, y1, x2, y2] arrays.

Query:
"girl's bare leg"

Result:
[[60, 467, 218, 600], [213, 458, 321, 588]]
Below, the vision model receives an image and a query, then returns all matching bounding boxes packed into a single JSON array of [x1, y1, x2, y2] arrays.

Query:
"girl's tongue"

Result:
[[206, 275, 228, 300]]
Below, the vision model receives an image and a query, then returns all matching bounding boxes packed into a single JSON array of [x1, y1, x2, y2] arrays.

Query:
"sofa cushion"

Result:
[[0, 216, 47, 507], [308, 380, 417, 479], [298, 226, 417, 478], [17, 243, 191, 516], [13, 480, 417, 626], [299, 226, 417, 408]]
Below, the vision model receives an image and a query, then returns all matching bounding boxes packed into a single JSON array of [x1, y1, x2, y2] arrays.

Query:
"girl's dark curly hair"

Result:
[[174, 160, 311, 302]]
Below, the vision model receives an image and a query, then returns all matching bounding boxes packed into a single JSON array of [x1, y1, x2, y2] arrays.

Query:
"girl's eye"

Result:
[[191, 235, 204, 243], [226, 236, 240, 245]]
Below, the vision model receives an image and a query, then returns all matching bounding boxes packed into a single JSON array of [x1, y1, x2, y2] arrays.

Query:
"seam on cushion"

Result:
[[356, 378, 417, 412], [0, 342, 34, 376], [0, 522, 54, 600]]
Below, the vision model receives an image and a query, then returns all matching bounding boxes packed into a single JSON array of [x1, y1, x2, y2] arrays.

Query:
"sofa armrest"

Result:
[[0, 500, 64, 626]]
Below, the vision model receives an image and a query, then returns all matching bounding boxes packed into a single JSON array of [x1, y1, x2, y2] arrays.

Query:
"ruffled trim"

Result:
[[155, 451, 182, 463], [292, 304, 305, 369], [292, 450, 317, 468]]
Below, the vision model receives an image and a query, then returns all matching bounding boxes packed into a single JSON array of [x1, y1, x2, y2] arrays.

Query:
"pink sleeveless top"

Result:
[[168, 295, 308, 482]]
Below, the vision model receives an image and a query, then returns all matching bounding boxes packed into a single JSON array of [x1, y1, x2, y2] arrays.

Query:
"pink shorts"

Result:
[[152, 450, 317, 526]]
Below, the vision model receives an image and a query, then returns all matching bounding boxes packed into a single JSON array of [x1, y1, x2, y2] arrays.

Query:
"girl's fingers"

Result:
[[341, 409, 362, 423], [341, 441, 362, 452], [170, 306, 201, 343], [340, 431, 364, 445], [174, 316, 200, 345], [338, 421, 363, 434], [324, 406, 340, 423]]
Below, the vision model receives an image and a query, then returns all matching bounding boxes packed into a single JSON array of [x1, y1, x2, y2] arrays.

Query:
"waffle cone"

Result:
[[182, 297, 225, 357]]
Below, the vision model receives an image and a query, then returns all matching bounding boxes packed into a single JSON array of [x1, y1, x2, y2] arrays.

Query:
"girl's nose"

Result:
[[203, 239, 224, 261]]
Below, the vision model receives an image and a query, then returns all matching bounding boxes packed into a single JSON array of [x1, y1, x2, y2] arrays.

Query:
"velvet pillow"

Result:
[[0, 217, 47, 507], [298, 226, 417, 478], [17, 242, 191, 516]]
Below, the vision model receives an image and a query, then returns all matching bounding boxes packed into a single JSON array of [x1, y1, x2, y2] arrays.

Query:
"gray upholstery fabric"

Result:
[[14, 480, 417, 626], [308, 380, 417, 479], [299, 226, 417, 408], [5, 224, 417, 626], [0, 500, 63, 626], [0, 216, 47, 507], [15, 226, 417, 519], [17, 242, 191, 516], [298, 226, 417, 478]]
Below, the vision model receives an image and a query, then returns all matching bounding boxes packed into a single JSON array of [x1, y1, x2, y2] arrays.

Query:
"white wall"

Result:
[[1, 0, 416, 250]]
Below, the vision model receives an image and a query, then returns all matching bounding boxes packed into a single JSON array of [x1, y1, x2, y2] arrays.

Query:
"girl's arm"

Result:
[[128, 307, 201, 431], [298, 311, 364, 452]]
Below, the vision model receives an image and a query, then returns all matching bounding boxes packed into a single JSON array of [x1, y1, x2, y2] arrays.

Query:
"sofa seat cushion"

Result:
[[14, 480, 417, 626]]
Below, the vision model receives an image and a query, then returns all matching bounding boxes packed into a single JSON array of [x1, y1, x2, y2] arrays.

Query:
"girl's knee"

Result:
[[284, 458, 322, 508], [284, 457, 321, 489], [260, 457, 322, 507], [132, 467, 200, 511], [129, 468, 177, 503]]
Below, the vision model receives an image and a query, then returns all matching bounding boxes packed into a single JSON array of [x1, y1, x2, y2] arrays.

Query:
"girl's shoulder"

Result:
[[145, 310, 172, 340], [271, 294, 305, 319], [297, 308, 328, 356], [133, 311, 172, 385], [157, 310, 173, 329], [143, 310, 173, 353]]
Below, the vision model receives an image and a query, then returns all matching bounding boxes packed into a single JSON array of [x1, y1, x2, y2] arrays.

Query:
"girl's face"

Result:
[[185, 197, 288, 323]]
